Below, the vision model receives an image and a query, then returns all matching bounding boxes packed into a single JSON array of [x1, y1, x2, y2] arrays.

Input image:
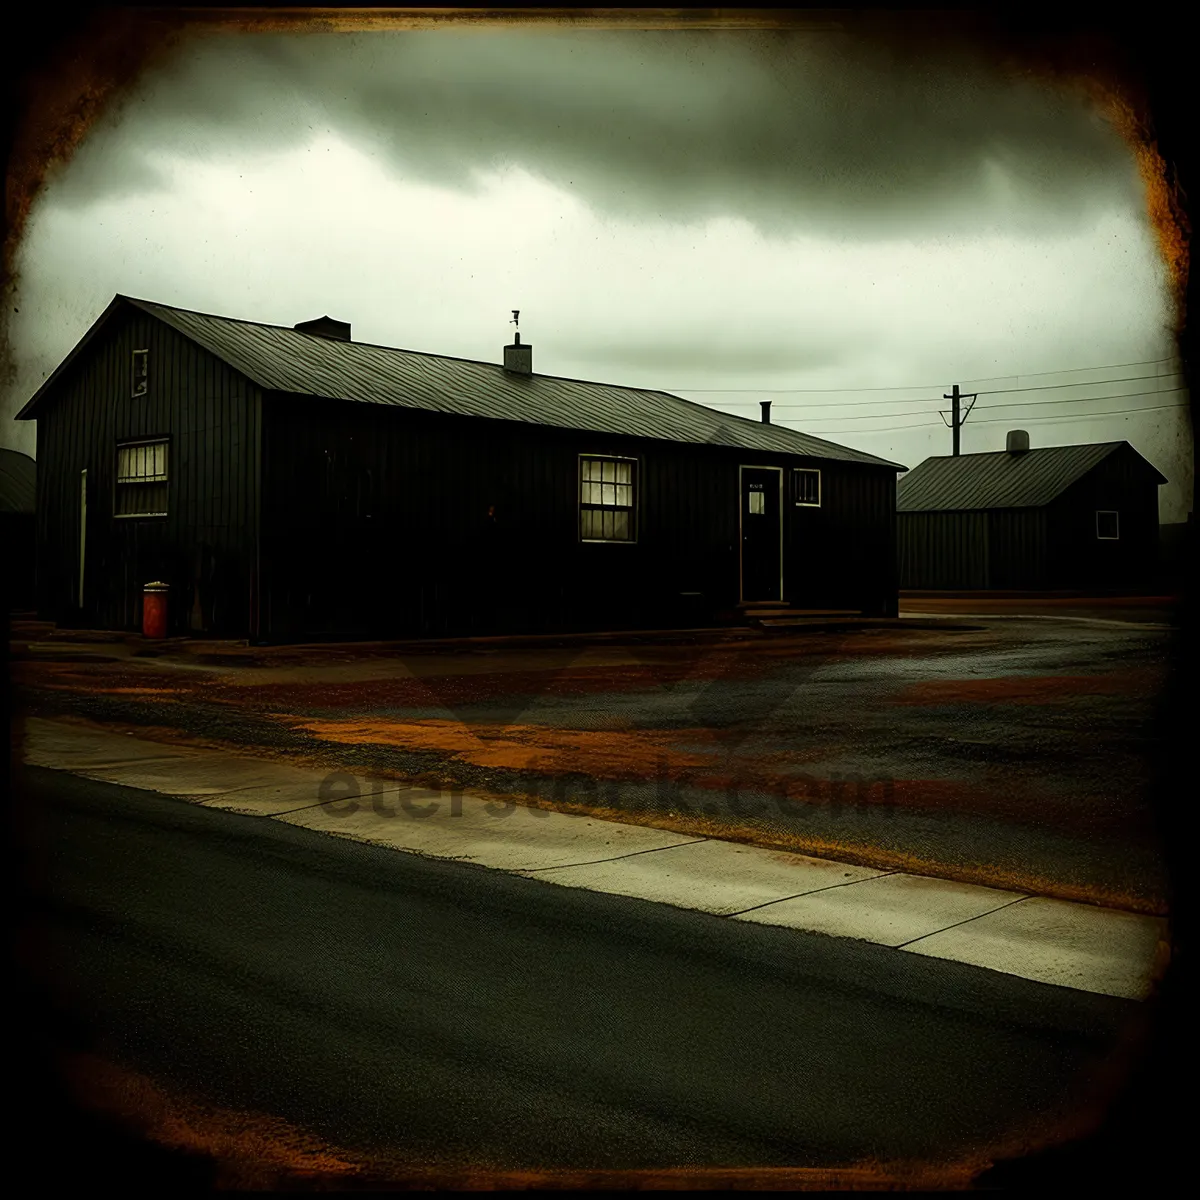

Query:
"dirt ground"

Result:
[[9, 609, 1176, 913]]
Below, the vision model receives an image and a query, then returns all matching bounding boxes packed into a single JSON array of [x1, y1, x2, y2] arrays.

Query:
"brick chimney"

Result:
[[760, 400, 772, 423], [504, 332, 532, 375]]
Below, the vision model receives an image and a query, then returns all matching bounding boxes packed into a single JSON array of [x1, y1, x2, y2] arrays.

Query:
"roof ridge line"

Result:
[[23, 295, 900, 469], [125, 295, 691, 402]]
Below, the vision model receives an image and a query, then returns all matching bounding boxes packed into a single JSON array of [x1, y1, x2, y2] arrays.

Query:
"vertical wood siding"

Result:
[[34, 308, 259, 635], [897, 444, 1162, 591], [30, 313, 897, 642], [897, 511, 989, 589], [1047, 446, 1162, 588], [260, 395, 900, 640]]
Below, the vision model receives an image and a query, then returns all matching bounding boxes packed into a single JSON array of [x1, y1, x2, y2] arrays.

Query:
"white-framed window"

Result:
[[1096, 510, 1119, 540], [131, 349, 149, 398], [115, 439, 169, 518], [580, 455, 637, 542], [793, 468, 821, 507]]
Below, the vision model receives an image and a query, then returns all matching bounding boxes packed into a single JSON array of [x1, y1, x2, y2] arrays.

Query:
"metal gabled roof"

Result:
[[16, 295, 904, 469], [0, 448, 36, 513], [896, 442, 1163, 511]]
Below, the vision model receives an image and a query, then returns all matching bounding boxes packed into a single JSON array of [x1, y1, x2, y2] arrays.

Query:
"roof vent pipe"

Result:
[[760, 400, 772, 424], [1006, 429, 1030, 455]]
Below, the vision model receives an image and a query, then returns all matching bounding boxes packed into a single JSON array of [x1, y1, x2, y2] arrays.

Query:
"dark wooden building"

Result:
[[16, 295, 904, 641], [897, 432, 1167, 590], [1, 447, 37, 611]]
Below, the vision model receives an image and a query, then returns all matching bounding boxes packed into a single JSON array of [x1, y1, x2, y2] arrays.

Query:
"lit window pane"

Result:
[[581, 458, 635, 540], [117, 441, 168, 483], [748, 491, 765, 514]]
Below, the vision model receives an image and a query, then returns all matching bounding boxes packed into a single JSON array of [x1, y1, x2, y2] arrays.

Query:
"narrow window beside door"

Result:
[[580, 455, 637, 541], [794, 468, 821, 506], [115, 439, 169, 517], [1096, 510, 1119, 539]]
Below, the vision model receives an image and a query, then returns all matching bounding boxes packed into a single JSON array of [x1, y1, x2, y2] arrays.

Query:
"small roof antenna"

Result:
[[511, 310, 520, 328]]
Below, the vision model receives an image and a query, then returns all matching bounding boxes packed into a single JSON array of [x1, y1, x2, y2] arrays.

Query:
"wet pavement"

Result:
[[10, 612, 1175, 913]]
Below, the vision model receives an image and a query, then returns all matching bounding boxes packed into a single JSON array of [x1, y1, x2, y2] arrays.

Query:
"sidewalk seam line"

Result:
[[239, 782, 422, 816], [892, 895, 1034, 949], [518, 838, 710, 872], [724, 871, 903, 917]]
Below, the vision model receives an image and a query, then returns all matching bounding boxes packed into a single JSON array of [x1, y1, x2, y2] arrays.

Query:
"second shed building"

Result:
[[897, 432, 1166, 590]]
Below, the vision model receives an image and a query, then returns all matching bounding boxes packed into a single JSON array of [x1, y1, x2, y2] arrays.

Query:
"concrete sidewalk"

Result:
[[16, 716, 1169, 1002]]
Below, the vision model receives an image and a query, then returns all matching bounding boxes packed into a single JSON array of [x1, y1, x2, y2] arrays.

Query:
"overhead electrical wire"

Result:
[[810, 401, 1189, 436], [969, 401, 1188, 424], [664, 354, 1180, 396], [694, 371, 1180, 408], [783, 383, 1189, 424]]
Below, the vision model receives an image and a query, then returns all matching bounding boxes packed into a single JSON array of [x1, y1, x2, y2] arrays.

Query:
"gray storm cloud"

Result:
[[46, 28, 1141, 238], [569, 335, 854, 376]]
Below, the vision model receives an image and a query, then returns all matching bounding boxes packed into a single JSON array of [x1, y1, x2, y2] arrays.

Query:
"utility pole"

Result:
[[940, 384, 978, 456]]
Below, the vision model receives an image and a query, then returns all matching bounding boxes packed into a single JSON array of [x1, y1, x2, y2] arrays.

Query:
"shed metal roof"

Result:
[[896, 442, 1164, 512], [0, 448, 36, 513], [16, 296, 903, 469]]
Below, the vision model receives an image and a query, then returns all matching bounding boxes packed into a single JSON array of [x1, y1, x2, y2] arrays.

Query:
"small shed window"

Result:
[[1096, 510, 1119, 540], [580, 455, 636, 542], [131, 349, 149, 397], [794, 468, 821, 506], [115, 439, 168, 517]]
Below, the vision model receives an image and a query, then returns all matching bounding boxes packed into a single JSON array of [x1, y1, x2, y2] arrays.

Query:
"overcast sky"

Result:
[[4, 25, 1192, 520]]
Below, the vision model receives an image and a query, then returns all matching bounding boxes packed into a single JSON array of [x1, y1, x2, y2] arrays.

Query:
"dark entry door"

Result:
[[740, 467, 782, 602]]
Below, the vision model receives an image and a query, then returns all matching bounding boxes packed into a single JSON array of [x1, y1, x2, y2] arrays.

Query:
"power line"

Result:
[[762, 384, 1188, 424], [975, 372, 1179, 397], [810, 400, 1189, 436], [699, 371, 1180, 409], [814, 418, 943, 433], [961, 355, 1178, 385], [968, 402, 1189, 425], [664, 354, 1179, 395]]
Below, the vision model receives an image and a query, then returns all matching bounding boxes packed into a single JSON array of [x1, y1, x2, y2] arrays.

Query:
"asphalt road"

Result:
[[14, 764, 1145, 1177]]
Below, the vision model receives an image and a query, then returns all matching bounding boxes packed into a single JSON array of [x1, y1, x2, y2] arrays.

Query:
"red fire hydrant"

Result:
[[142, 581, 169, 640]]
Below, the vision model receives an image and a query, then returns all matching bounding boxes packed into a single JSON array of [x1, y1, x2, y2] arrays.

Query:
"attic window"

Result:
[[580, 455, 637, 542], [793, 468, 821, 507], [1096, 510, 1119, 540], [131, 349, 149, 397], [115, 439, 168, 518]]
